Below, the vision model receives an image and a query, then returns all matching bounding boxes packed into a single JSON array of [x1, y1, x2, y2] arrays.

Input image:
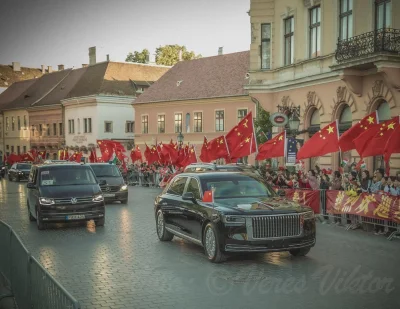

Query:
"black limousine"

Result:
[[154, 172, 316, 263]]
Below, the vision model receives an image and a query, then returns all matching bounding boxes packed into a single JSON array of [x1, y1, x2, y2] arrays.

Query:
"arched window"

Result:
[[374, 100, 390, 170], [185, 113, 190, 133]]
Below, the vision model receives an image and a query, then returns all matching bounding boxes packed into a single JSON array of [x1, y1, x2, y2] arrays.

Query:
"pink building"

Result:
[[133, 51, 257, 163]]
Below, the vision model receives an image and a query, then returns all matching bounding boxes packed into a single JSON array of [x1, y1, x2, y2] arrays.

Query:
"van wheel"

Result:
[[27, 201, 35, 222], [36, 210, 45, 230]]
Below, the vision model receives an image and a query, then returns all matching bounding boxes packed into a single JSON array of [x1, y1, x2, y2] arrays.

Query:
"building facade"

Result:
[[247, 0, 400, 173], [134, 51, 256, 162]]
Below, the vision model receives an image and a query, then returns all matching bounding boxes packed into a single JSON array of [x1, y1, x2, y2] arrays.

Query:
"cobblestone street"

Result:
[[0, 179, 399, 309]]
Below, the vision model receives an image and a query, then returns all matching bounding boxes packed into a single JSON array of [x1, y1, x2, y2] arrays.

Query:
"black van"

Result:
[[27, 163, 106, 230], [88, 163, 128, 204]]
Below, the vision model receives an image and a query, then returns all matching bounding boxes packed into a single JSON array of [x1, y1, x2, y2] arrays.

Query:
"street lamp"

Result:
[[177, 132, 184, 146], [288, 113, 301, 132]]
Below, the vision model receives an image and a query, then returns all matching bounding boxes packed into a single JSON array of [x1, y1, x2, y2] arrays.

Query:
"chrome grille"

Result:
[[251, 214, 301, 239], [54, 197, 93, 204], [100, 185, 120, 193]]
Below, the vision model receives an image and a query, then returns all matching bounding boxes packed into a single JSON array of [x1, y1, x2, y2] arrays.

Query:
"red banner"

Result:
[[281, 189, 320, 214], [326, 190, 400, 223]]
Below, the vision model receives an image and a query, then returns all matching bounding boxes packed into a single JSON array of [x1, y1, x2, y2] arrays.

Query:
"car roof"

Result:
[[36, 163, 87, 168], [87, 163, 113, 165], [178, 171, 259, 179]]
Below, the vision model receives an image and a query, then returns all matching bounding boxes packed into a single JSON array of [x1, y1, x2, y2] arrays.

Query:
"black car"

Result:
[[154, 172, 316, 263], [27, 163, 105, 230], [8, 162, 32, 181], [184, 163, 260, 175], [88, 163, 128, 204]]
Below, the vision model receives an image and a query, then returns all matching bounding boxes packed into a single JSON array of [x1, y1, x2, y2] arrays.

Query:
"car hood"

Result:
[[95, 176, 124, 186], [203, 196, 311, 215], [40, 185, 101, 198]]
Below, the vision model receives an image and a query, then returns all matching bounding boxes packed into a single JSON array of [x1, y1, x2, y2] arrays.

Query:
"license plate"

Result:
[[66, 215, 85, 220], [103, 193, 115, 197]]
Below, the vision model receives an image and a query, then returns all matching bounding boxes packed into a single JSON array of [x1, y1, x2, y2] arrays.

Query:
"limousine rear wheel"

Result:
[[204, 223, 225, 263], [289, 247, 311, 257], [156, 210, 173, 241]]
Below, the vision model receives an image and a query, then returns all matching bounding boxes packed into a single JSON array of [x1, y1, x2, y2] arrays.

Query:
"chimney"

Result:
[[178, 50, 182, 61], [12, 62, 21, 71], [41, 65, 46, 74], [218, 47, 223, 55], [58, 64, 64, 71], [82, 64, 88, 68], [48, 66, 53, 73], [106, 54, 110, 62], [89, 46, 96, 65]]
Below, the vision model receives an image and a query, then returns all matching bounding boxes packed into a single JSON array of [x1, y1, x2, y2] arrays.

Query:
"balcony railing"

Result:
[[335, 28, 400, 63]]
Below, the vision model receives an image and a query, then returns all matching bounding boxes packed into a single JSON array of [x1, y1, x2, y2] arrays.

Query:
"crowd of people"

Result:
[[262, 165, 400, 196]]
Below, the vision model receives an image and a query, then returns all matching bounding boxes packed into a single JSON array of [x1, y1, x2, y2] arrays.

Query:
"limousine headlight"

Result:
[[93, 194, 104, 202], [39, 197, 55, 205], [303, 211, 315, 220], [222, 215, 246, 226], [120, 185, 128, 191]]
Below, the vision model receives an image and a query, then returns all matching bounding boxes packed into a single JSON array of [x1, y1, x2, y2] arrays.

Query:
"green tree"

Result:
[[125, 49, 150, 63], [254, 105, 272, 145], [155, 45, 202, 66]]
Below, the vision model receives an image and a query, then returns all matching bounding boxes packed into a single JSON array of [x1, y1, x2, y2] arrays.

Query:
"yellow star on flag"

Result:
[[327, 126, 334, 134], [367, 116, 374, 124], [278, 135, 283, 140], [245, 137, 250, 143], [387, 122, 395, 130]]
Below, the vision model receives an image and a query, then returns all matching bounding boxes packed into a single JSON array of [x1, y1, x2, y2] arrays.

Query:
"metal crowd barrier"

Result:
[[0, 220, 81, 309], [127, 171, 162, 187]]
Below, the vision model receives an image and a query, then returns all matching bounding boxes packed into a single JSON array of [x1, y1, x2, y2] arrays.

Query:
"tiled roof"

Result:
[[66, 62, 170, 98], [0, 79, 38, 111], [0, 65, 43, 88], [0, 69, 72, 111], [134, 51, 250, 104]]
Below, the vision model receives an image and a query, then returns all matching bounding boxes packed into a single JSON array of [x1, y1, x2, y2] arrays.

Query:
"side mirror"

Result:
[[27, 183, 36, 189], [98, 179, 107, 186], [182, 192, 196, 202]]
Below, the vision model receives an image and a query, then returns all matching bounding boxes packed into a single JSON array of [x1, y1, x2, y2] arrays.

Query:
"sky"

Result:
[[0, 0, 250, 69]]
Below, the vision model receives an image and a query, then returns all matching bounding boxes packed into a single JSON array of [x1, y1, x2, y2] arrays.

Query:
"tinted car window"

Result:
[[17, 164, 31, 170], [200, 175, 276, 198], [91, 165, 121, 177], [167, 177, 187, 196], [39, 166, 97, 186], [186, 178, 201, 200]]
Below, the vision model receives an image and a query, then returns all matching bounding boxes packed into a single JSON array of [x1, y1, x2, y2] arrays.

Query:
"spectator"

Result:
[[320, 174, 331, 190], [370, 169, 383, 193], [393, 178, 400, 196], [360, 170, 372, 193], [330, 171, 342, 190], [384, 176, 397, 196], [302, 170, 319, 190]]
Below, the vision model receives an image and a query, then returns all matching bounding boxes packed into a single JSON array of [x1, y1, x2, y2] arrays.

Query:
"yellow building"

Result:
[[247, 0, 400, 173]]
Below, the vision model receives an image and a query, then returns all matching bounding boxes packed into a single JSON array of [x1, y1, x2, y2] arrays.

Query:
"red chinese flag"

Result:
[[256, 131, 286, 160], [75, 152, 83, 163], [225, 112, 254, 153], [354, 118, 399, 158], [297, 120, 340, 160], [202, 190, 213, 203], [130, 146, 142, 163], [208, 135, 229, 161], [181, 145, 197, 168], [89, 149, 98, 163], [230, 133, 257, 160], [144, 144, 159, 165], [384, 117, 400, 171], [199, 137, 211, 162], [339, 111, 378, 152], [97, 140, 114, 162]]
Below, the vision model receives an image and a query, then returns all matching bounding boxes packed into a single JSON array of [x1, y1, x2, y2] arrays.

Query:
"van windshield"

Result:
[[40, 166, 97, 186], [17, 164, 32, 170], [90, 165, 121, 177]]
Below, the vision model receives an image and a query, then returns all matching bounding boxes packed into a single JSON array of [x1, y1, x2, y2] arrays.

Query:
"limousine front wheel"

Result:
[[289, 247, 311, 257], [156, 210, 173, 241], [204, 223, 225, 263], [36, 211, 45, 230]]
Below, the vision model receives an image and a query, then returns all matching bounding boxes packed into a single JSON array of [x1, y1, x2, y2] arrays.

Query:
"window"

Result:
[[309, 6, 321, 58], [68, 120, 74, 134], [23, 146, 26, 153], [261, 24, 271, 69], [194, 112, 203, 132], [17, 146, 20, 154], [47, 124, 50, 136], [84, 118, 92, 133], [158, 114, 165, 133], [17, 116, 21, 130], [5, 117, 9, 131], [59, 123, 63, 136], [215, 110, 224, 132], [375, 0, 391, 29], [284, 17, 294, 65], [141, 115, 148, 134], [11, 146, 14, 153], [104, 121, 113, 133], [339, 0, 353, 40], [174, 113, 182, 133], [53, 123, 57, 136], [11, 117, 15, 131], [238, 109, 247, 122], [23, 115, 27, 128], [167, 177, 187, 196], [126, 121, 134, 133], [77, 118, 81, 133], [39, 124, 43, 136], [186, 178, 201, 200]]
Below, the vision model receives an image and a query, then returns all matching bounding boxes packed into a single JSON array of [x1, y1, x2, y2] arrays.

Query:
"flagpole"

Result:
[[223, 135, 231, 163]]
